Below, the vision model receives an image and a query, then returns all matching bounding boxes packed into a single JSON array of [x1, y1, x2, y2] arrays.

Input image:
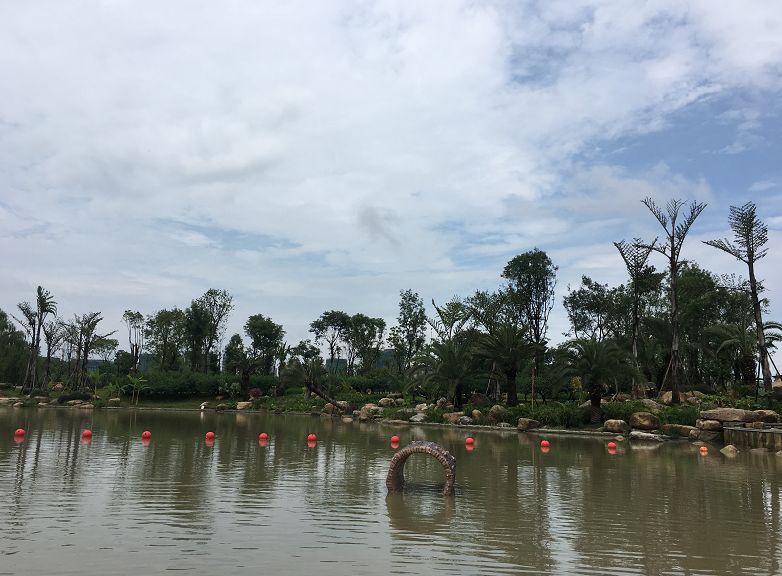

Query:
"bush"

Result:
[[658, 405, 699, 426], [57, 391, 92, 404], [600, 401, 650, 423], [135, 371, 224, 399], [249, 387, 262, 399]]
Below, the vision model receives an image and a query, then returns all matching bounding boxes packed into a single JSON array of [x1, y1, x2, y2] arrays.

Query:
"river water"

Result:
[[1, 407, 780, 575]]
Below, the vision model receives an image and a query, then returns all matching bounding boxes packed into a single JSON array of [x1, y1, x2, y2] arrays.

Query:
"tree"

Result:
[[309, 310, 350, 373], [476, 323, 533, 406], [412, 339, 478, 409], [145, 308, 186, 370], [195, 289, 234, 373], [387, 289, 427, 372], [245, 314, 285, 375], [184, 301, 210, 372], [566, 339, 626, 423], [13, 286, 57, 392], [0, 309, 27, 384], [705, 202, 774, 393], [122, 310, 145, 373], [502, 249, 557, 376], [563, 276, 630, 342], [427, 297, 471, 341], [66, 312, 116, 390], [641, 197, 707, 404], [347, 314, 386, 373], [613, 239, 660, 396], [42, 317, 66, 386]]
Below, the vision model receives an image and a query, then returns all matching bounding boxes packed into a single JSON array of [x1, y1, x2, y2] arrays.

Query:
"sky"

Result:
[[1, 0, 781, 355]]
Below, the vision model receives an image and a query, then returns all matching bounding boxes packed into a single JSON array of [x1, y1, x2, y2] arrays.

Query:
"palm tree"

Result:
[[412, 339, 478, 409], [476, 323, 534, 406], [708, 320, 782, 390], [566, 339, 625, 424]]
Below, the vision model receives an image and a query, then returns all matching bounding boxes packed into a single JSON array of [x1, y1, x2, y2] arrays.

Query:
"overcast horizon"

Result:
[[2, 1, 781, 357]]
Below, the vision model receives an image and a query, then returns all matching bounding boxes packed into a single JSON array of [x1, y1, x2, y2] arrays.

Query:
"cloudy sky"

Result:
[[1, 1, 781, 352]]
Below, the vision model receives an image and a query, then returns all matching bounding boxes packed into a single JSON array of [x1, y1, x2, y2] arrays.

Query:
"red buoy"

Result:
[[205, 431, 215, 440], [541, 446, 550, 454], [465, 437, 475, 446], [607, 445, 617, 455], [205, 438, 215, 447], [466, 444, 475, 452], [259, 432, 269, 441], [82, 430, 93, 439], [307, 433, 316, 442], [607, 441, 617, 450], [141, 437, 151, 447], [141, 431, 151, 440], [307, 439, 317, 448], [540, 440, 550, 448], [390, 435, 400, 443], [258, 437, 268, 447], [699, 446, 708, 456], [14, 428, 25, 437], [390, 439, 400, 449]]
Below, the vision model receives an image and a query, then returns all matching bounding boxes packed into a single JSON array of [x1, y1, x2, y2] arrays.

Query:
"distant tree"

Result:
[[412, 339, 478, 409], [704, 202, 774, 393], [348, 314, 386, 373], [563, 276, 631, 342], [184, 301, 211, 372], [245, 314, 285, 375], [387, 289, 427, 372], [613, 239, 659, 396], [66, 312, 116, 390], [195, 289, 234, 373], [566, 339, 626, 423], [641, 198, 707, 404], [42, 317, 66, 385], [122, 310, 145, 373], [309, 310, 351, 373], [93, 337, 119, 365], [502, 249, 557, 376], [0, 309, 27, 384], [145, 308, 186, 370], [476, 323, 534, 406], [13, 286, 57, 392], [428, 297, 471, 341]]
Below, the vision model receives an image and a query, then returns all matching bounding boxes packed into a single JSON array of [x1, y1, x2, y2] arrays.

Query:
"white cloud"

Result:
[[0, 0, 780, 348]]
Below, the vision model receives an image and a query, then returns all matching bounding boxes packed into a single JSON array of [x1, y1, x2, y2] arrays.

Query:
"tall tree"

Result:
[[642, 197, 707, 404], [348, 314, 386, 373], [502, 249, 558, 376], [412, 339, 478, 409], [195, 289, 234, 373], [566, 339, 625, 423], [309, 310, 350, 372], [245, 313, 285, 375], [145, 308, 186, 370], [14, 286, 57, 391], [122, 310, 145, 373], [614, 239, 657, 395], [42, 317, 65, 386], [704, 202, 774, 393], [387, 289, 427, 372], [184, 301, 211, 372], [0, 309, 27, 384]]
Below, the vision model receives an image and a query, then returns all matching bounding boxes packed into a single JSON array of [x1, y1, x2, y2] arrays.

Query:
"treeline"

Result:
[[1, 199, 779, 414]]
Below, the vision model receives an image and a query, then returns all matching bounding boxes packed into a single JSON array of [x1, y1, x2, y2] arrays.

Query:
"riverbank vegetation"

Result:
[[1, 200, 780, 428]]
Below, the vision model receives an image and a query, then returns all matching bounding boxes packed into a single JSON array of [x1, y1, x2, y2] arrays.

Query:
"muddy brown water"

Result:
[[1, 408, 781, 575]]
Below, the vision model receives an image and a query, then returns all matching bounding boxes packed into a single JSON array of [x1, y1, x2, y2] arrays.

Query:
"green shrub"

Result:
[[658, 405, 699, 426], [57, 391, 92, 404], [600, 401, 650, 423]]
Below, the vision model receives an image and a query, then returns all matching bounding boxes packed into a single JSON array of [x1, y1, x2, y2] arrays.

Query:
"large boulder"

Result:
[[696, 419, 723, 430], [471, 409, 483, 421], [378, 397, 395, 408], [457, 416, 473, 426], [409, 413, 426, 423], [33, 396, 49, 403], [414, 403, 428, 413], [394, 398, 405, 406], [660, 390, 704, 405], [341, 416, 354, 423], [603, 419, 628, 433], [468, 392, 492, 407], [435, 397, 449, 410], [236, 401, 252, 410], [359, 403, 382, 421], [661, 424, 698, 438], [579, 398, 607, 409], [629, 430, 665, 442], [108, 398, 121, 407], [720, 445, 739, 457], [443, 411, 465, 424], [639, 399, 663, 413], [517, 418, 541, 431], [488, 404, 507, 423], [700, 408, 759, 423], [0, 398, 17, 406], [753, 409, 780, 423], [629, 412, 660, 431], [52, 383, 65, 392], [322, 403, 336, 415], [79, 403, 95, 410], [66, 399, 84, 406]]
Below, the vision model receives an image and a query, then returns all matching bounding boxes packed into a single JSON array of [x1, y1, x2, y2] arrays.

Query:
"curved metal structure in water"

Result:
[[386, 441, 456, 496]]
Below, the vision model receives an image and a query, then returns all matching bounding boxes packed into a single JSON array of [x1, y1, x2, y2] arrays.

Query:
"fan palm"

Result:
[[566, 339, 626, 424], [475, 323, 534, 406]]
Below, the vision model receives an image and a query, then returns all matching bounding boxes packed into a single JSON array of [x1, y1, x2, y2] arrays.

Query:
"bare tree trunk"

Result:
[[749, 262, 773, 393]]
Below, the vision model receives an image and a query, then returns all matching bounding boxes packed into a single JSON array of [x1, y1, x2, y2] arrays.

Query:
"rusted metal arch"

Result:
[[386, 441, 456, 496]]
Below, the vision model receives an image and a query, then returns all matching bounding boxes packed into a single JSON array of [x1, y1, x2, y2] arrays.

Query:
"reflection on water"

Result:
[[1, 408, 781, 575]]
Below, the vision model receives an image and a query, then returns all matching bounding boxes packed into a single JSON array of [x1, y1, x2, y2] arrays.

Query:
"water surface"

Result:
[[1, 407, 780, 575]]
